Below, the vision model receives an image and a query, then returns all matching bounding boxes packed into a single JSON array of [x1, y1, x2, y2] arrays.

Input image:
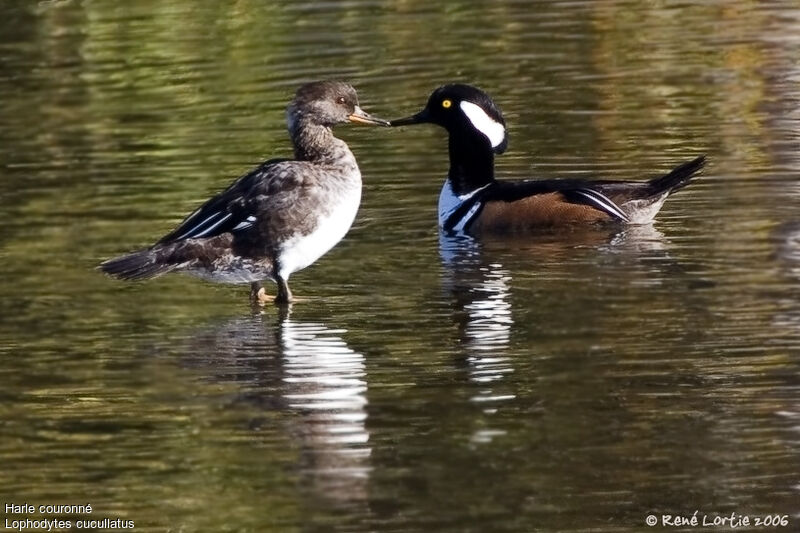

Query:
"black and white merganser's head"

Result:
[[287, 80, 390, 128], [391, 84, 508, 154]]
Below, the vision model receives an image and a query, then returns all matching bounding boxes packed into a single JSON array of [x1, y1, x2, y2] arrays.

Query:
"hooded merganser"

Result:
[[391, 84, 706, 235], [100, 81, 389, 304]]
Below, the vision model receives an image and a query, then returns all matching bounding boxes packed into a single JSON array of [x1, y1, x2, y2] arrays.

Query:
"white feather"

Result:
[[232, 215, 258, 231], [277, 187, 361, 279], [621, 195, 668, 224], [438, 180, 489, 229], [573, 189, 629, 222], [192, 213, 232, 238], [459, 101, 506, 148], [175, 212, 223, 240], [452, 202, 483, 232]]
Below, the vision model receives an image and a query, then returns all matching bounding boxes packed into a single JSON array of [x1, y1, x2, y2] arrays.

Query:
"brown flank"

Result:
[[469, 193, 611, 234]]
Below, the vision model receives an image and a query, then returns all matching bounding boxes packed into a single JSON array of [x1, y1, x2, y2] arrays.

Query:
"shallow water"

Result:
[[1, 0, 799, 531]]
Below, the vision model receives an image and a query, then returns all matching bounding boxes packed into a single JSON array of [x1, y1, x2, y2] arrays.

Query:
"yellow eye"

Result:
[[442, 99, 452, 109]]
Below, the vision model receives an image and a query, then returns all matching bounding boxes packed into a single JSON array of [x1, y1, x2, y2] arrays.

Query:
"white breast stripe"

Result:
[[439, 180, 490, 228], [452, 201, 483, 232], [460, 183, 490, 201], [459, 101, 506, 148]]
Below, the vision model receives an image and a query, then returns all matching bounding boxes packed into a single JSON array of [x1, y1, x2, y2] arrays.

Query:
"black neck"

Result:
[[447, 132, 495, 195]]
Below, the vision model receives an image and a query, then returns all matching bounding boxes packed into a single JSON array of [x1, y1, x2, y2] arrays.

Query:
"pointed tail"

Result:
[[646, 155, 707, 196], [99, 246, 184, 281]]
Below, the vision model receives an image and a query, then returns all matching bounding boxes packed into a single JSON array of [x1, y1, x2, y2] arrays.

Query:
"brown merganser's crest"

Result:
[[99, 80, 389, 305], [391, 83, 706, 236]]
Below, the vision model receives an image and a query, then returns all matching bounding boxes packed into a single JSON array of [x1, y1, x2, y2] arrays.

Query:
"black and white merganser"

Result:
[[391, 84, 706, 235], [100, 81, 389, 304]]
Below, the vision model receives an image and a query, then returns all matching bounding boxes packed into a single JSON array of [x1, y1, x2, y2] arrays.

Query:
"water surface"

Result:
[[1, 1, 799, 531]]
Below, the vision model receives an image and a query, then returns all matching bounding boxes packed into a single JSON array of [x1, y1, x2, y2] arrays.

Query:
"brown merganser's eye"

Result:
[[337, 96, 346, 105]]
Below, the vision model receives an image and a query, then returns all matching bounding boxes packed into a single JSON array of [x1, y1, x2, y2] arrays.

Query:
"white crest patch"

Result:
[[459, 101, 505, 148]]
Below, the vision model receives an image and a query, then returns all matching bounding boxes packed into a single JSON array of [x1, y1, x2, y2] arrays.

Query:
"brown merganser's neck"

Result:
[[287, 107, 355, 167]]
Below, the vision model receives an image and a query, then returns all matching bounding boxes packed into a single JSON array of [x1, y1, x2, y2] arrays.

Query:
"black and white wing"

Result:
[[157, 158, 289, 244], [561, 188, 629, 222], [491, 179, 630, 222]]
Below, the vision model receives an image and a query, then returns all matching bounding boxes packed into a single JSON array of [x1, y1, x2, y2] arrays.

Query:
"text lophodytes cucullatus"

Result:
[[100, 81, 389, 305], [391, 84, 705, 235]]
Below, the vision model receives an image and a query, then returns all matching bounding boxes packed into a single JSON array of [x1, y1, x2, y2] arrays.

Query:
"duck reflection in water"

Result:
[[439, 224, 680, 443], [440, 233, 516, 443], [182, 311, 370, 505], [773, 221, 800, 332]]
